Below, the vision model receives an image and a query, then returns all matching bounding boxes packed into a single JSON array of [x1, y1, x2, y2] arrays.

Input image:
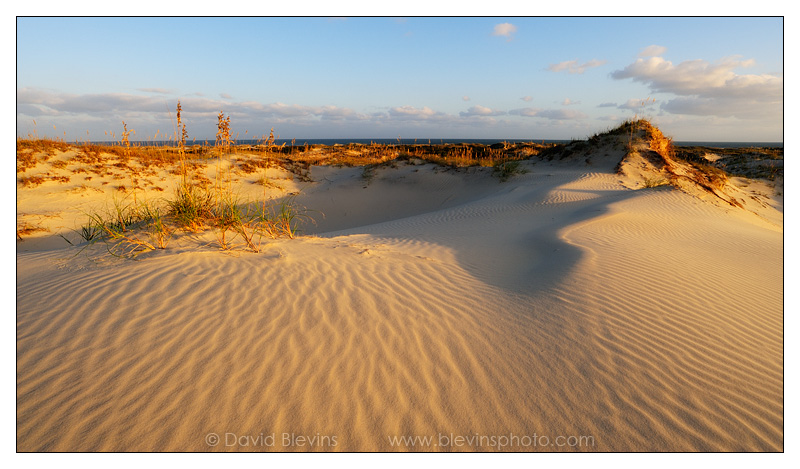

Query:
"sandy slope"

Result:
[[16, 146, 783, 451]]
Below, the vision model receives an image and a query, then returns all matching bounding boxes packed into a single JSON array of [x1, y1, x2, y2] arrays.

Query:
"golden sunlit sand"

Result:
[[16, 121, 783, 451]]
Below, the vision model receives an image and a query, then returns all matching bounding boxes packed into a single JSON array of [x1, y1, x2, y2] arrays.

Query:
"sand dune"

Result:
[[16, 129, 783, 451]]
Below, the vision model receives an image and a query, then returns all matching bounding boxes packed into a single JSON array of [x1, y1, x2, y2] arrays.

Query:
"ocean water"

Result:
[[98, 138, 783, 149], [122, 138, 573, 147]]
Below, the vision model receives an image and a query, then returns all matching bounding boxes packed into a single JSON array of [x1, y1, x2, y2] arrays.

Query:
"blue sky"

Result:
[[16, 16, 784, 142]]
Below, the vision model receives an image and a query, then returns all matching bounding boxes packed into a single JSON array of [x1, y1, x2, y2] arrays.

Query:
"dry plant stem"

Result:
[[176, 101, 188, 186], [87, 213, 155, 258]]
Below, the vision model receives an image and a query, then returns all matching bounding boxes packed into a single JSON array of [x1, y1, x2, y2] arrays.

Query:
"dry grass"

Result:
[[673, 146, 783, 181], [18, 175, 47, 188], [18, 127, 550, 188], [16, 221, 49, 240]]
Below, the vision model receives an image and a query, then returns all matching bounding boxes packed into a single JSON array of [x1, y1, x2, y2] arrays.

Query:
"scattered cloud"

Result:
[[612, 55, 756, 94], [492, 23, 517, 41], [462, 96, 470, 101], [617, 98, 658, 111], [638, 45, 667, 57], [660, 96, 780, 120], [611, 54, 782, 120], [562, 98, 580, 106], [459, 105, 506, 118], [509, 107, 540, 117], [509, 107, 586, 120], [520, 96, 533, 102], [318, 105, 366, 121], [388, 105, 448, 121], [548, 59, 607, 74], [536, 109, 588, 120], [17, 88, 168, 115], [597, 102, 617, 108], [220, 93, 233, 99]]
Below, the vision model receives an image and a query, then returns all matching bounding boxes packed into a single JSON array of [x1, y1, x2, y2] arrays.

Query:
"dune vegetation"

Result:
[[17, 103, 782, 254]]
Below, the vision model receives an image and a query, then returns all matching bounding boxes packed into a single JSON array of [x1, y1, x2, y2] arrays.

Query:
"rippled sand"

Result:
[[17, 142, 783, 451]]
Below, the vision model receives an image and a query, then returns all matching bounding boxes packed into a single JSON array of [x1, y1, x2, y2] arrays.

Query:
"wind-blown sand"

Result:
[[16, 128, 783, 451]]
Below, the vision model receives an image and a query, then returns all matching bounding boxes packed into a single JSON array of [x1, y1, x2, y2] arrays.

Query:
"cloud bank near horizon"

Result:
[[16, 87, 601, 140], [17, 46, 782, 142]]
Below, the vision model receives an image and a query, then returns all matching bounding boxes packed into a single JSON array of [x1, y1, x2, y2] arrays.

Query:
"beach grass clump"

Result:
[[258, 195, 313, 240], [80, 194, 162, 257], [493, 160, 528, 182], [78, 182, 311, 257], [76, 220, 103, 243], [167, 182, 216, 231], [76, 187, 310, 257], [209, 193, 311, 251], [253, 175, 284, 190], [643, 176, 669, 188]]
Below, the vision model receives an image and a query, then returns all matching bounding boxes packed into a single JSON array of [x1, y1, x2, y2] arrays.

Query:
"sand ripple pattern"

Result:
[[17, 168, 782, 451], [556, 188, 783, 450], [19, 241, 577, 451]]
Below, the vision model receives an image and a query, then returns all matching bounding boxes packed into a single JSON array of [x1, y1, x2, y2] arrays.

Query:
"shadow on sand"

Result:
[[308, 181, 651, 296]]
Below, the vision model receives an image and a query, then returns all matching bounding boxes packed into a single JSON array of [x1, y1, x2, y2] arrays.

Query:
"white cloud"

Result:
[[388, 105, 441, 119], [617, 98, 657, 111], [459, 105, 505, 118], [220, 93, 233, 99], [660, 96, 780, 120], [385, 106, 465, 126], [521, 96, 533, 102], [611, 54, 782, 121], [612, 56, 758, 94], [548, 59, 607, 74], [319, 105, 372, 121], [509, 107, 586, 120], [509, 107, 539, 117], [562, 98, 580, 106], [639, 45, 667, 57], [17, 88, 167, 114], [492, 23, 517, 40], [462, 96, 470, 101], [536, 109, 588, 120]]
